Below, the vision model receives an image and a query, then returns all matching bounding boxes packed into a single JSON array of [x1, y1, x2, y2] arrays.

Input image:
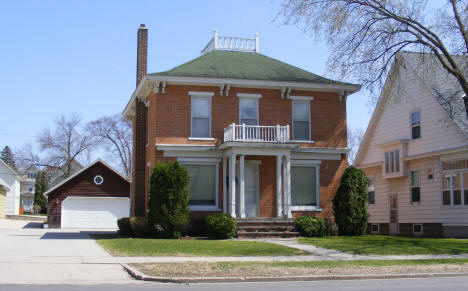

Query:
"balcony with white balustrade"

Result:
[[223, 123, 290, 144]]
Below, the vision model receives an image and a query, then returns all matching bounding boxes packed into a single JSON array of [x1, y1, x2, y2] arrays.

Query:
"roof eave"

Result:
[[123, 75, 361, 118]]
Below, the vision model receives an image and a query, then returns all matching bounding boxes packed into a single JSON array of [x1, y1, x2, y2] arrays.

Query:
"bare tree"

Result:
[[19, 114, 93, 178], [279, 0, 468, 99], [86, 114, 132, 177], [347, 127, 364, 165]]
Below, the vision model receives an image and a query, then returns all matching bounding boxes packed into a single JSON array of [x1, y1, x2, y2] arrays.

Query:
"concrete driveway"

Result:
[[0, 219, 134, 284]]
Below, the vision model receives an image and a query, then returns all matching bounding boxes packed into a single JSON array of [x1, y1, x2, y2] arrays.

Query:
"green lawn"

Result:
[[93, 235, 308, 257], [299, 235, 468, 255]]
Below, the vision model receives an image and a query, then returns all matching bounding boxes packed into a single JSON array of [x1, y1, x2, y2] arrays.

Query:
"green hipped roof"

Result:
[[149, 50, 353, 85]]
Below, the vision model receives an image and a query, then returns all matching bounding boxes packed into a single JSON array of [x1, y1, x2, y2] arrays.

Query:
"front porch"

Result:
[[219, 143, 322, 220]]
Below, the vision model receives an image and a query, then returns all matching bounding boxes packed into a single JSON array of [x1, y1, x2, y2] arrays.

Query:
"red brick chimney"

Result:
[[132, 24, 148, 217], [136, 24, 148, 87]]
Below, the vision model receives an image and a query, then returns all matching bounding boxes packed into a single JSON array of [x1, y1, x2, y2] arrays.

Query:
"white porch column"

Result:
[[285, 155, 292, 218], [222, 155, 227, 213], [239, 155, 246, 218], [229, 153, 237, 218], [276, 155, 283, 217]]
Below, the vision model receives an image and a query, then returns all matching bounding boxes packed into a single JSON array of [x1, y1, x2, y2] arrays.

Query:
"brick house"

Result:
[[123, 25, 360, 224]]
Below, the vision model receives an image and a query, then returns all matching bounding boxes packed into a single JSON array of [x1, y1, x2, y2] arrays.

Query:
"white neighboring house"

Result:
[[355, 52, 468, 238], [0, 159, 21, 216], [18, 166, 39, 213]]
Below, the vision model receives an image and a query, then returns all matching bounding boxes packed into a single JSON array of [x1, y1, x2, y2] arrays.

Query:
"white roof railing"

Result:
[[201, 30, 259, 55]]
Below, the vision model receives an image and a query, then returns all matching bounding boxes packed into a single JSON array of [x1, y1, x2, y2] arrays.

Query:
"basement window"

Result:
[[371, 224, 379, 234], [413, 224, 423, 235]]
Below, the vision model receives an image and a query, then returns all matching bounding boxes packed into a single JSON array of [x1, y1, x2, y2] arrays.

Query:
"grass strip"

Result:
[[93, 234, 307, 257], [299, 235, 468, 255], [131, 259, 468, 278]]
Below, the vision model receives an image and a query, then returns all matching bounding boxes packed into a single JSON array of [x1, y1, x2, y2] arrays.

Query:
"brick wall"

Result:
[[136, 84, 347, 219]]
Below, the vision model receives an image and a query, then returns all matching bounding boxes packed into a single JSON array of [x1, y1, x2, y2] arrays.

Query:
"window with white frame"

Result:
[[442, 173, 465, 206], [371, 224, 379, 233], [181, 163, 218, 209], [191, 96, 211, 138], [411, 111, 421, 140], [292, 100, 310, 141], [291, 165, 319, 208], [410, 170, 420, 204], [239, 98, 258, 125], [413, 224, 423, 234], [367, 176, 375, 205], [384, 150, 400, 173]]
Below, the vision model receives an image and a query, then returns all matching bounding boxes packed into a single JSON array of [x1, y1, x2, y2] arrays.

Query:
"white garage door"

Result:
[[61, 196, 130, 229]]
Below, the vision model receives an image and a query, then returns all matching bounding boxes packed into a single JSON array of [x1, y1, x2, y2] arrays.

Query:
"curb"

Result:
[[121, 264, 468, 283]]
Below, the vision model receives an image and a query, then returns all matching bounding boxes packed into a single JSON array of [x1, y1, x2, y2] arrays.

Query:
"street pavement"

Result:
[[1, 277, 468, 290], [0, 219, 133, 285]]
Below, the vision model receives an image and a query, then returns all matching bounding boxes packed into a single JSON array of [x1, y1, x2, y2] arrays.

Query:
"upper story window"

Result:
[[367, 176, 375, 205], [292, 100, 310, 141], [411, 111, 421, 140], [410, 170, 420, 204], [239, 98, 259, 125], [191, 96, 211, 138], [384, 150, 400, 174]]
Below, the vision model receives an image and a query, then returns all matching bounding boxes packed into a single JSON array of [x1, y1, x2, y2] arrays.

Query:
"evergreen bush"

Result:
[[333, 167, 369, 235], [294, 215, 327, 237], [205, 213, 236, 239], [147, 161, 190, 238]]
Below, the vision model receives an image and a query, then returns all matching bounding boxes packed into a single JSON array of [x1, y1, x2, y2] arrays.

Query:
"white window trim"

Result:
[[178, 157, 221, 211], [410, 170, 421, 206], [239, 97, 259, 125], [288, 95, 314, 101], [190, 95, 212, 138], [367, 175, 376, 205], [410, 110, 421, 140], [236, 93, 262, 99], [290, 162, 321, 211], [441, 170, 468, 208], [371, 223, 379, 234], [413, 223, 423, 235], [188, 91, 215, 97], [188, 137, 215, 141], [292, 100, 311, 141]]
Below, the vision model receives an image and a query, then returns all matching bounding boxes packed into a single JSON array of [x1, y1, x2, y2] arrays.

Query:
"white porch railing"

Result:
[[223, 123, 290, 143], [201, 30, 259, 55]]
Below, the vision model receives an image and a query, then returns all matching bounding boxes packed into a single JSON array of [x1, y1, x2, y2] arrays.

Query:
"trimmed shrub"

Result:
[[129, 217, 148, 237], [117, 217, 132, 236], [294, 215, 327, 237], [147, 161, 190, 239], [117, 217, 148, 237], [205, 213, 236, 239], [326, 219, 339, 236], [333, 167, 369, 235], [187, 216, 207, 237]]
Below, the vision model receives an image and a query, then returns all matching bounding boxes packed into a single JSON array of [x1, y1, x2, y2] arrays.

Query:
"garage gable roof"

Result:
[[43, 159, 129, 197]]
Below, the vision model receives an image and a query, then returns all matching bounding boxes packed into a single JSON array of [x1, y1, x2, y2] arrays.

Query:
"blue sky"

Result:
[[0, 0, 372, 162]]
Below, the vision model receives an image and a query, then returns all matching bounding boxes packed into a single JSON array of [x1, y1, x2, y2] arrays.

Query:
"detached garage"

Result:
[[44, 160, 130, 229]]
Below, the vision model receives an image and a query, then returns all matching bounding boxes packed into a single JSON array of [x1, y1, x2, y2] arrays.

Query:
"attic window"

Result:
[[94, 175, 104, 185]]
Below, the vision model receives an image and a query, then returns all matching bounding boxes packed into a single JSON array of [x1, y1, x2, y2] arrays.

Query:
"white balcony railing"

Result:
[[201, 30, 259, 55], [224, 123, 290, 143]]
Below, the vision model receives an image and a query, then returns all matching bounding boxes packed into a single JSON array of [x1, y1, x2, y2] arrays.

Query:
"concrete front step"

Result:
[[236, 217, 298, 238], [237, 231, 299, 238]]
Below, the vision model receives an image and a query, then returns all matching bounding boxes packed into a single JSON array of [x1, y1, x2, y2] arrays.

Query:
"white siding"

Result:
[[361, 65, 467, 166], [365, 156, 468, 225], [0, 164, 20, 215]]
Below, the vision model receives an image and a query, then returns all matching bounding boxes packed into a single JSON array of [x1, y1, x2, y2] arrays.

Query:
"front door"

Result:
[[389, 193, 399, 234], [236, 163, 259, 217]]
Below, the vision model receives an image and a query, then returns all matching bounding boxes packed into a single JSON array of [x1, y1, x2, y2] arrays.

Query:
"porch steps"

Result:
[[236, 218, 299, 238]]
